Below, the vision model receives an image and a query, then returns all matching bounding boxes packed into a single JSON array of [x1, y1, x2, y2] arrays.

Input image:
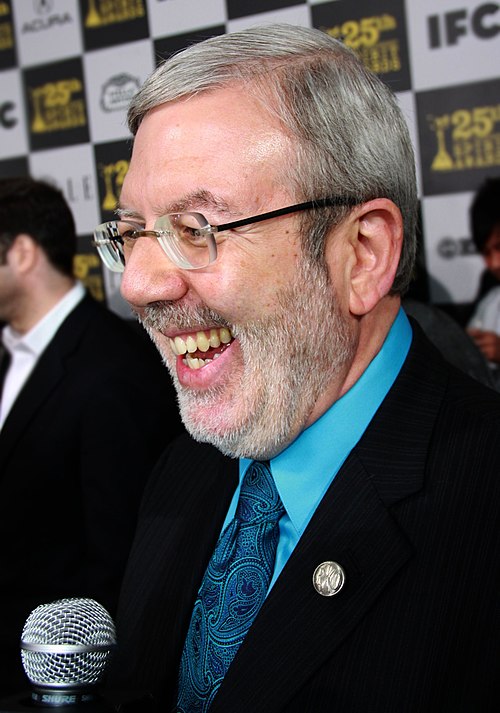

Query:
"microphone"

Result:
[[0, 598, 153, 713], [0, 597, 117, 712], [21, 597, 117, 708]]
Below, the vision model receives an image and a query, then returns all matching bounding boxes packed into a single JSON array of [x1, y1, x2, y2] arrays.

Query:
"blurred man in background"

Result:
[[467, 176, 500, 385], [0, 176, 183, 695]]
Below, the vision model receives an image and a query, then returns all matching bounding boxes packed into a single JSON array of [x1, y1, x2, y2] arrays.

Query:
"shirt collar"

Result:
[[2, 282, 85, 358]]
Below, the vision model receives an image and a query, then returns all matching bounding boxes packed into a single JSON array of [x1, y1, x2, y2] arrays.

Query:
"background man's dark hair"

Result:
[[470, 176, 500, 253], [0, 176, 76, 277]]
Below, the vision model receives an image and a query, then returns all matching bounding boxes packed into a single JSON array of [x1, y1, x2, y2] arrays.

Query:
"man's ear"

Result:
[[7, 233, 39, 275], [347, 198, 403, 316]]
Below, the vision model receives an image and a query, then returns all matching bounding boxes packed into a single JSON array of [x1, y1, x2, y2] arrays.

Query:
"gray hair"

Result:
[[128, 24, 417, 294]]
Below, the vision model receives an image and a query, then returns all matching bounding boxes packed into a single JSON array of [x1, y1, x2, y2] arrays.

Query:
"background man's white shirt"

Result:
[[0, 282, 85, 429]]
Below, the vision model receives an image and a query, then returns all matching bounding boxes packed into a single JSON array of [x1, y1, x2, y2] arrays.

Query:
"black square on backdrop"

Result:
[[75, 233, 106, 303], [417, 77, 500, 196], [0, 155, 29, 179], [23, 56, 90, 152], [311, 0, 411, 93], [79, 0, 149, 52], [227, 0, 305, 21], [0, 0, 17, 69], [94, 138, 133, 222], [154, 25, 226, 66]]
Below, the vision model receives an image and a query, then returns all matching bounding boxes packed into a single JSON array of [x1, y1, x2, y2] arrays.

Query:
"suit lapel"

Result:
[[0, 344, 10, 387], [0, 297, 91, 470], [211, 456, 414, 712], [211, 324, 447, 713]]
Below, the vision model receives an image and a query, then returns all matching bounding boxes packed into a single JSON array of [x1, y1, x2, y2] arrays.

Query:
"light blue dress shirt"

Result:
[[224, 308, 412, 589]]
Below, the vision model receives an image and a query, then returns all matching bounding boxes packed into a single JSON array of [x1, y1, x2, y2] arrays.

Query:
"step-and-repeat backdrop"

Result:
[[1, 0, 499, 315]]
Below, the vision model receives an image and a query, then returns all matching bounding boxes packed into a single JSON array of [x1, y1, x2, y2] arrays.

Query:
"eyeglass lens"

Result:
[[93, 213, 217, 272]]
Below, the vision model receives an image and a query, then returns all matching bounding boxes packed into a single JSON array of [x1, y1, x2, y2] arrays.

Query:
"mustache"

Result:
[[137, 301, 233, 332]]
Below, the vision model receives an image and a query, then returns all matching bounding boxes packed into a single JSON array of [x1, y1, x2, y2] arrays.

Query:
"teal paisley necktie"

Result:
[[176, 460, 284, 712]]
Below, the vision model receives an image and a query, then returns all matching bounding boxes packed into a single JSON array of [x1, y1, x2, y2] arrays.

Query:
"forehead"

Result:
[[121, 87, 294, 215]]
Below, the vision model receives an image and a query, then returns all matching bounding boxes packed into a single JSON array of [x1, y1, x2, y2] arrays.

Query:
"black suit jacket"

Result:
[[111, 323, 500, 712], [0, 294, 184, 695]]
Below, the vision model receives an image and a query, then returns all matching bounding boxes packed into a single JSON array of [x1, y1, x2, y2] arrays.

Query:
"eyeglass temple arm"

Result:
[[212, 196, 355, 233]]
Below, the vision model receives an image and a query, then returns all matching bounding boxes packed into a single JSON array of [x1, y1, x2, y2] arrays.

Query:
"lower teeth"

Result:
[[184, 352, 221, 370]]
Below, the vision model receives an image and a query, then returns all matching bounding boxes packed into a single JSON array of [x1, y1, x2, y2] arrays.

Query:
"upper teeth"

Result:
[[169, 327, 233, 356]]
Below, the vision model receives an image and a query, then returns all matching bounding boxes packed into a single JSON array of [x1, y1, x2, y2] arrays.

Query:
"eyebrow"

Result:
[[116, 189, 239, 222]]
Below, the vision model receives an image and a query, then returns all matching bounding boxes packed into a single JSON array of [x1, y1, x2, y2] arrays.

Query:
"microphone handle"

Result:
[[0, 690, 154, 713], [0, 692, 112, 712]]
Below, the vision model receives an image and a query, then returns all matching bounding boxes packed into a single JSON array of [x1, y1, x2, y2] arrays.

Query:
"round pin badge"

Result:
[[312, 561, 345, 596]]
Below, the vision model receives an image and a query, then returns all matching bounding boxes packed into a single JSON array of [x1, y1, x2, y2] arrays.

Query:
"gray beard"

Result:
[[138, 258, 356, 459]]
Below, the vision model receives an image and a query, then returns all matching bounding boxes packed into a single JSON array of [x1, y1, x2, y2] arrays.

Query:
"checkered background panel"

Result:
[[1, 0, 499, 313]]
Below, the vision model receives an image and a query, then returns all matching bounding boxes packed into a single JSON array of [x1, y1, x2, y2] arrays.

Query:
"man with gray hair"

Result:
[[96, 24, 499, 713]]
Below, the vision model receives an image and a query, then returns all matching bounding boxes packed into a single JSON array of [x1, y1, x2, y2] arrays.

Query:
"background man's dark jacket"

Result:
[[0, 294, 184, 695]]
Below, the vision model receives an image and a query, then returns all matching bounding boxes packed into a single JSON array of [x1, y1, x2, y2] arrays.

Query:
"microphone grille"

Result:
[[21, 597, 117, 688]]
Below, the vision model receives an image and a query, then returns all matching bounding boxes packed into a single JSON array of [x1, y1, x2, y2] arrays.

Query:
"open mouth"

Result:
[[168, 327, 234, 369]]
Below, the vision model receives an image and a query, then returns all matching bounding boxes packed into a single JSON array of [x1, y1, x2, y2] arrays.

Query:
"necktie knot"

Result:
[[236, 461, 284, 526]]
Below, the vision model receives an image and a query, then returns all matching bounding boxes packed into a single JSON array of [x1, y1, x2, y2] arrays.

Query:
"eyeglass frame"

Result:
[[93, 196, 356, 272]]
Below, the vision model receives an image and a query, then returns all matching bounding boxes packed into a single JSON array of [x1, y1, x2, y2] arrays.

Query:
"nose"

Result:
[[120, 235, 189, 308]]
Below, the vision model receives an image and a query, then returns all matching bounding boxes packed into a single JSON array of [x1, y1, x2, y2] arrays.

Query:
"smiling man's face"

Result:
[[119, 86, 357, 459]]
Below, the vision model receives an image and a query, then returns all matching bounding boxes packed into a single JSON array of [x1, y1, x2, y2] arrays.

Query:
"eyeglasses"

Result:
[[92, 196, 353, 272]]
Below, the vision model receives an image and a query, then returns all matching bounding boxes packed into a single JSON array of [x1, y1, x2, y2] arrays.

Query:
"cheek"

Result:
[[197, 272, 272, 319], [193, 270, 249, 316], [484, 255, 495, 271], [198, 249, 298, 319]]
